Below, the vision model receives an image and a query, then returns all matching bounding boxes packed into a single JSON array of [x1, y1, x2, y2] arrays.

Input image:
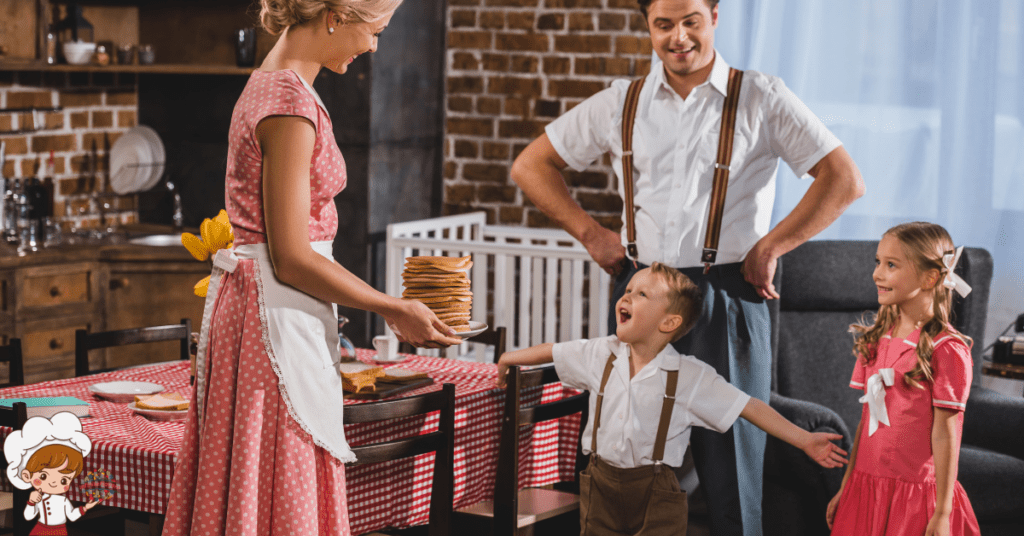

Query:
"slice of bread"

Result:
[[381, 367, 429, 383], [338, 362, 385, 393], [135, 392, 189, 411]]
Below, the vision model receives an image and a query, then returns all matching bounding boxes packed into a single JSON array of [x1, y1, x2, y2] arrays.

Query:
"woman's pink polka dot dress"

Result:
[[162, 69, 351, 536]]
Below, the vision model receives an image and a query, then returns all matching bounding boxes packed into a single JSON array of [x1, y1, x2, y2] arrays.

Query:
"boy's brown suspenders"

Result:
[[620, 68, 745, 273], [591, 353, 679, 467]]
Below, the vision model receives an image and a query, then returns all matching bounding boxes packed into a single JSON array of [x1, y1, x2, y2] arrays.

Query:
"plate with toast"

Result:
[[129, 392, 189, 420]]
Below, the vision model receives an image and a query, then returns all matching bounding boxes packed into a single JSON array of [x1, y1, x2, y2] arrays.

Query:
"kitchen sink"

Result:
[[127, 234, 182, 247]]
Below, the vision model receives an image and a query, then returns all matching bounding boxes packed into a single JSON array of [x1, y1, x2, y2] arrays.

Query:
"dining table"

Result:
[[0, 349, 582, 535]]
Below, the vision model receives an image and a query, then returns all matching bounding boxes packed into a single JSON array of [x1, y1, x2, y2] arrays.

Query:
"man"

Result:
[[510, 0, 865, 534]]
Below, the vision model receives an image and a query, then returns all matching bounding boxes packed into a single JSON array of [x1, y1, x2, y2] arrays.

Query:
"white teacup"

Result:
[[372, 335, 399, 362]]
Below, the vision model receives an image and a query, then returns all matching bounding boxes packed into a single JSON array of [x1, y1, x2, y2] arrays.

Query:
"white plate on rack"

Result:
[[456, 321, 488, 340], [135, 125, 165, 189], [89, 381, 164, 403], [109, 128, 152, 194], [128, 402, 187, 421]]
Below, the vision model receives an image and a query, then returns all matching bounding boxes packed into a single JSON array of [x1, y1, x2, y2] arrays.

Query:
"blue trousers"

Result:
[[609, 261, 770, 536]]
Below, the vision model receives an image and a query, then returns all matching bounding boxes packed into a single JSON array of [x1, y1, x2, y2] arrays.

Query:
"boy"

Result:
[[497, 263, 847, 535]]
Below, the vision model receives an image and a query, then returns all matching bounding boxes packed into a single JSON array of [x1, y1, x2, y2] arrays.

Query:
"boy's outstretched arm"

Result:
[[496, 343, 555, 388], [740, 398, 849, 468]]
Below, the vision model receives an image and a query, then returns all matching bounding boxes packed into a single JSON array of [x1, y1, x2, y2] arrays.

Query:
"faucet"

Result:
[[167, 180, 184, 230]]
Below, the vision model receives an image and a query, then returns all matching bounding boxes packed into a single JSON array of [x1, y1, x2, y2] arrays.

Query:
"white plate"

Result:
[[135, 125, 165, 189], [457, 321, 488, 340], [128, 402, 187, 421], [89, 381, 164, 403], [109, 129, 152, 194]]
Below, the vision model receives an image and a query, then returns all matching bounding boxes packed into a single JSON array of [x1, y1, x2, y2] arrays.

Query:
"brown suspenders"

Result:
[[620, 68, 745, 273], [591, 353, 679, 466]]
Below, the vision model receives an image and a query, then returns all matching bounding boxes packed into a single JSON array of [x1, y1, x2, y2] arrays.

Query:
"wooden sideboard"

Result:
[[0, 241, 207, 383]]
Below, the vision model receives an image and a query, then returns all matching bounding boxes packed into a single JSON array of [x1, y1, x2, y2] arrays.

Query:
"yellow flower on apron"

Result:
[[181, 210, 234, 297]]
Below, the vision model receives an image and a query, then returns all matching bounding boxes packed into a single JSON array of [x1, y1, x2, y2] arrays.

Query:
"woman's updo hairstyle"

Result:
[[260, 0, 402, 36]]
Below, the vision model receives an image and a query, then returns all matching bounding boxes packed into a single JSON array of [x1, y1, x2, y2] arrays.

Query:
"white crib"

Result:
[[385, 212, 611, 361]]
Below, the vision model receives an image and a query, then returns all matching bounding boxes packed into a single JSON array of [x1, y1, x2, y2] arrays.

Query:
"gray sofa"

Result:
[[762, 240, 1024, 536]]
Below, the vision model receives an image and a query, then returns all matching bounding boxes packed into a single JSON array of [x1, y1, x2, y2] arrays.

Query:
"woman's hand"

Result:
[[85, 499, 101, 510], [29, 490, 42, 504], [924, 511, 951, 536], [388, 299, 463, 349], [825, 490, 842, 529], [802, 432, 848, 468]]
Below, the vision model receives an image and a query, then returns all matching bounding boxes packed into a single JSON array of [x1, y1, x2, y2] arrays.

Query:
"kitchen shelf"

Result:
[[0, 62, 254, 76]]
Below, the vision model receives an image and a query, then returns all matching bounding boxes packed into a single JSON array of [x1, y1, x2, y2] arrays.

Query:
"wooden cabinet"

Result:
[[103, 258, 206, 370], [5, 262, 103, 383], [0, 243, 206, 383]]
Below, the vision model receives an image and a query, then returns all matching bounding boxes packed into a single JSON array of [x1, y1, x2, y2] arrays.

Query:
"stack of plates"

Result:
[[109, 126, 165, 194]]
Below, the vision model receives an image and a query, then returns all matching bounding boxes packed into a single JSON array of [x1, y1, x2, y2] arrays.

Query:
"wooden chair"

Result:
[[344, 383, 456, 536], [0, 339, 24, 389], [477, 326, 507, 364], [0, 402, 31, 536], [457, 365, 588, 535], [75, 319, 191, 377]]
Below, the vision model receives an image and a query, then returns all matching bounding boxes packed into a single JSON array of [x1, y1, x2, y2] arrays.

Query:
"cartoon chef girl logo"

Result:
[[3, 412, 101, 535]]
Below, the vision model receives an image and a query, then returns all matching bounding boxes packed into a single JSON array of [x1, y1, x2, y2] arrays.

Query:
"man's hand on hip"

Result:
[[742, 239, 781, 299], [583, 225, 627, 275]]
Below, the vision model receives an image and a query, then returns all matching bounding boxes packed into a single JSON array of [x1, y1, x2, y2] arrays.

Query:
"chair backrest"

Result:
[[0, 401, 32, 536], [0, 339, 24, 389], [494, 365, 588, 534], [476, 326, 507, 364], [344, 383, 456, 536], [774, 240, 993, 432], [75, 319, 192, 377]]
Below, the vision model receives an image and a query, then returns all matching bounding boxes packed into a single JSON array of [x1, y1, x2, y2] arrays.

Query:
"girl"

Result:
[[827, 222, 980, 536], [162, 1, 462, 535]]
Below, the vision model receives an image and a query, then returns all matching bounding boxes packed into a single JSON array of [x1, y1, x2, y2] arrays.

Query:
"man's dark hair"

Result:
[[637, 0, 719, 18]]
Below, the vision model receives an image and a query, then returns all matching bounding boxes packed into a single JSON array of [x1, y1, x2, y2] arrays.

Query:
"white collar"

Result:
[[652, 49, 732, 101], [606, 337, 682, 383]]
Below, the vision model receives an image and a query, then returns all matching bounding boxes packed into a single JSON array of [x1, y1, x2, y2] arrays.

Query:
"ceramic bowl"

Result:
[[63, 41, 96, 65]]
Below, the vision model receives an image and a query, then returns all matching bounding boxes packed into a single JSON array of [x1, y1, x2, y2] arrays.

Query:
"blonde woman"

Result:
[[162, 1, 461, 534]]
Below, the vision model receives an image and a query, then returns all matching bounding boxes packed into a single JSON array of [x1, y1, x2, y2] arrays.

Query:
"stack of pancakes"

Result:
[[402, 255, 473, 332]]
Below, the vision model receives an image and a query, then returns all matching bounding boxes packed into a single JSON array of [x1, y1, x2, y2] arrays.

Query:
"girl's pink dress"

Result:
[[162, 69, 351, 536], [831, 328, 981, 536]]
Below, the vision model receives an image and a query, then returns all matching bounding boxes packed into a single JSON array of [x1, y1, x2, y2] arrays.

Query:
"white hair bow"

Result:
[[858, 368, 895, 436], [942, 246, 972, 298]]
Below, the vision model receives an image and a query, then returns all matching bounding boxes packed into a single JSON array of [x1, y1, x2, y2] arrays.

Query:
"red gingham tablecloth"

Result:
[[0, 349, 581, 534]]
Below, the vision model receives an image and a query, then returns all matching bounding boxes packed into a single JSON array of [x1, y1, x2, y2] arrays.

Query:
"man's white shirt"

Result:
[[552, 336, 750, 469], [545, 51, 841, 268]]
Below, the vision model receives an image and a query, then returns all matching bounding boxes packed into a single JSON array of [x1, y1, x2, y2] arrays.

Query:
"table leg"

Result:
[[149, 513, 165, 536]]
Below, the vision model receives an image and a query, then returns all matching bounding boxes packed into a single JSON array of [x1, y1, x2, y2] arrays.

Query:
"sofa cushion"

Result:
[[777, 310, 871, 431], [959, 445, 1024, 520]]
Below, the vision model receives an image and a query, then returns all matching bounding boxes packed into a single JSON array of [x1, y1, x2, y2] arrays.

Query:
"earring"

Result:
[[328, 27, 334, 34]]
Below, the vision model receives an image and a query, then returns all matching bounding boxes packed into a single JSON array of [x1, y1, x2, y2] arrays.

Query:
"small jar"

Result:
[[92, 44, 110, 66], [138, 44, 155, 65], [116, 44, 135, 65]]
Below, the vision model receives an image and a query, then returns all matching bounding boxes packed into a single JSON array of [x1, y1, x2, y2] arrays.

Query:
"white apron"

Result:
[[194, 241, 355, 464]]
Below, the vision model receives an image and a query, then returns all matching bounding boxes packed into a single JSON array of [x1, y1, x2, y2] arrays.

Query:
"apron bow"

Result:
[[858, 368, 895, 436], [212, 248, 239, 273]]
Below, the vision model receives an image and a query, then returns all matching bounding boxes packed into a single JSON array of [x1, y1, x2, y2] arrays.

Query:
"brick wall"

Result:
[[0, 71, 140, 232], [443, 0, 653, 232]]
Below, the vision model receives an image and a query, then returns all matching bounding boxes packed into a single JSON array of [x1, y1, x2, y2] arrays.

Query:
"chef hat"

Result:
[[4, 412, 92, 490]]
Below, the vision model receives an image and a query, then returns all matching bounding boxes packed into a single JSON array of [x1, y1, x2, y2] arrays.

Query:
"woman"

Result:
[[162, 1, 461, 534]]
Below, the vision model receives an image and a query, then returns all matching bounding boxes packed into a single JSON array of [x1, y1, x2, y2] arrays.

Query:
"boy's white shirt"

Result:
[[552, 335, 750, 469]]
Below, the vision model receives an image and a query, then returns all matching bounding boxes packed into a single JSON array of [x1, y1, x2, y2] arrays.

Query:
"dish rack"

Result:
[[385, 212, 611, 361]]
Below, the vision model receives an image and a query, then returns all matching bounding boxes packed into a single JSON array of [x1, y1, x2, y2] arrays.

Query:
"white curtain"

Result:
[[708, 0, 1024, 349]]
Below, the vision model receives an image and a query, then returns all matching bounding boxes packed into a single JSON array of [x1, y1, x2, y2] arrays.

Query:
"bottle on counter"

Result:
[[14, 179, 35, 254]]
